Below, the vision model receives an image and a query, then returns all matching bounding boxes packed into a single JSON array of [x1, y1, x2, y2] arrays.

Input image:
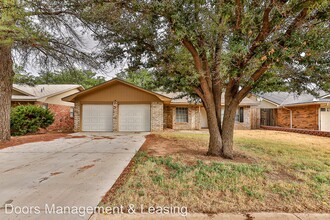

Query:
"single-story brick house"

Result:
[[248, 91, 330, 132], [12, 84, 84, 132], [63, 78, 260, 132]]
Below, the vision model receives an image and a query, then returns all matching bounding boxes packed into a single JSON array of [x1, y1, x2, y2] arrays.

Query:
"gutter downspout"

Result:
[[282, 106, 292, 128]]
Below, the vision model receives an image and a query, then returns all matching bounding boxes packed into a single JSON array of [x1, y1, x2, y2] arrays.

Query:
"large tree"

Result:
[[85, 0, 330, 158], [0, 0, 95, 141]]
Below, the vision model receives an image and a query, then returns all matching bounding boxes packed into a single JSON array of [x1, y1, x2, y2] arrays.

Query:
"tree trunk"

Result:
[[0, 45, 14, 142], [221, 102, 239, 159], [205, 105, 223, 156]]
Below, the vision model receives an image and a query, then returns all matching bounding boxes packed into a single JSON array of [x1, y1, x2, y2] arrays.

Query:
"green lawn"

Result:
[[101, 130, 330, 213]]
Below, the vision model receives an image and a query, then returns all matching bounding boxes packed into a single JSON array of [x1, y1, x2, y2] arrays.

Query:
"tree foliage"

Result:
[[14, 68, 106, 89], [116, 69, 159, 90], [83, 0, 330, 158], [0, 0, 97, 141], [84, 0, 330, 94], [0, 0, 97, 69]]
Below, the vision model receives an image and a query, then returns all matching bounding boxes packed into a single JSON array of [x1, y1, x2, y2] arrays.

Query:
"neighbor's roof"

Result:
[[156, 92, 194, 104], [12, 84, 84, 101], [258, 91, 330, 106], [11, 95, 38, 101], [158, 92, 259, 106]]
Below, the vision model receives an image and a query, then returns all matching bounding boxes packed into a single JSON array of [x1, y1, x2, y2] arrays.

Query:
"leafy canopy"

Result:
[[0, 0, 96, 70], [116, 69, 159, 90], [84, 0, 330, 96]]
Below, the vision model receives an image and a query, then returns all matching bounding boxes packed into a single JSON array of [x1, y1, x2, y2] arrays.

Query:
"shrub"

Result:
[[10, 105, 55, 136]]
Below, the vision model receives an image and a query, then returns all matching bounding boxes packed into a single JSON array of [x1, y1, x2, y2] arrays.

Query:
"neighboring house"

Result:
[[248, 91, 330, 132], [62, 78, 260, 132], [12, 84, 84, 132]]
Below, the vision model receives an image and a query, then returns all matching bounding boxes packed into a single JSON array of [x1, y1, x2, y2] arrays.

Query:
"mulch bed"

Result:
[[0, 133, 70, 150]]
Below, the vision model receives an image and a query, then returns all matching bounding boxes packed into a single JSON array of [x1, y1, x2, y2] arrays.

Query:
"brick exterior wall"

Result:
[[47, 104, 74, 132], [112, 101, 118, 132], [261, 126, 330, 137], [164, 106, 200, 130], [195, 107, 201, 130], [73, 102, 81, 132], [164, 106, 173, 129], [164, 106, 256, 130], [277, 105, 319, 130], [234, 107, 253, 130], [151, 102, 163, 131]]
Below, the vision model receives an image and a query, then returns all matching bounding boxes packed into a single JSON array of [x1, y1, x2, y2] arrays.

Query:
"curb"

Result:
[[89, 212, 330, 220]]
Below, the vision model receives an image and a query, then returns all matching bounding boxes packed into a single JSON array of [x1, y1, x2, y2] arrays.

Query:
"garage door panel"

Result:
[[119, 104, 150, 131], [82, 104, 113, 131]]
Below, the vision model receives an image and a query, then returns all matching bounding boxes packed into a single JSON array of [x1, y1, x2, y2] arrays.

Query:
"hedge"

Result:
[[10, 105, 55, 136]]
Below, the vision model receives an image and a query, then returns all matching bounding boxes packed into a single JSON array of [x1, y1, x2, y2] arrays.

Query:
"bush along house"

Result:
[[12, 84, 84, 132]]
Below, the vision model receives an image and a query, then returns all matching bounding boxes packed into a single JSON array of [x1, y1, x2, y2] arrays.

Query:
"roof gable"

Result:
[[62, 78, 172, 103]]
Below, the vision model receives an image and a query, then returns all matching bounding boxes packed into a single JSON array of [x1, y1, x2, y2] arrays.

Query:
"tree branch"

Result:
[[198, 36, 212, 90], [235, 0, 242, 30], [237, 61, 272, 101], [181, 37, 212, 97], [194, 87, 206, 104], [281, 8, 308, 46], [239, 1, 274, 68], [181, 37, 203, 72], [236, 7, 309, 101]]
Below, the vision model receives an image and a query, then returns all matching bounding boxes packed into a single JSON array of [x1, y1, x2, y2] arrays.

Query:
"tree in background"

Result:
[[14, 68, 106, 89], [84, 1, 330, 158], [0, 0, 95, 141], [116, 69, 158, 90]]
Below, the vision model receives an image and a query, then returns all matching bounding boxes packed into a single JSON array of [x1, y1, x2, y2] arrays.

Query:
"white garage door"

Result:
[[119, 104, 150, 131], [82, 104, 113, 131], [320, 108, 330, 132]]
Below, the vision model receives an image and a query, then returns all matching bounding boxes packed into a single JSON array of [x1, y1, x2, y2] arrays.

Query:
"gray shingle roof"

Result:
[[156, 92, 192, 103], [157, 92, 259, 106], [259, 91, 330, 106], [12, 84, 83, 101]]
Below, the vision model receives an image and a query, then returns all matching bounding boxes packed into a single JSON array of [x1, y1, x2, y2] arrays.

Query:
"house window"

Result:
[[176, 107, 188, 123], [70, 107, 74, 118], [235, 107, 244, 122], [239, 107, 244, 122]]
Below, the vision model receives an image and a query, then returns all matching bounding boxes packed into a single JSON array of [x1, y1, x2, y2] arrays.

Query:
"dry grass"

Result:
[[101, 130, 330, 213]]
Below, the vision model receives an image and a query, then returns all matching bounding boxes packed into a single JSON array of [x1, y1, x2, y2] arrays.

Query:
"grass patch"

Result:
[[101, 130, 330, 213]]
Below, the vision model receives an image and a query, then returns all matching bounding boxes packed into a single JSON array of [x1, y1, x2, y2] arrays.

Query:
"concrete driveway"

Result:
[[0, 132, 147, 220]]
